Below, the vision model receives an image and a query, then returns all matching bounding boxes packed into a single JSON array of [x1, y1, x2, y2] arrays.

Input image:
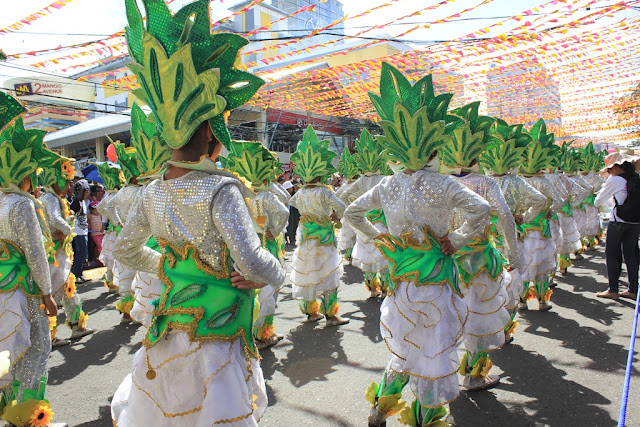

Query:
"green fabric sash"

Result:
[[375, 228, 461, 296], [455, 236, 506, 287], [584, 194, 595, 206], [145, 240, 256, 354], [260, 234, 279, 258], [0, 240, 41, 296], [299, 215, 336, 247], [145, 235, 160, 252], [366, 209, 388, 227], [520, 208, 552, 239]]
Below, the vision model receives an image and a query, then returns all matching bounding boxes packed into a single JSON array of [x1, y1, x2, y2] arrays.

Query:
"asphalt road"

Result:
[[47, 244, 640, 426]]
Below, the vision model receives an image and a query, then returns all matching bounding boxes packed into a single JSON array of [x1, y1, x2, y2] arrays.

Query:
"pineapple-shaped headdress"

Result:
[[558, 141, 581, 175], [114, 141, 141, 185], [125, 0, 264, 150], [479, 119, 532, 175], [220, 140, 280, 188], [39, 151, 76, 191], [337, 147, 360, 180], [368, 62, 455, 171], [129, 103, 171, 179], [520, 119, 559, 175], [290, 126, 337, 183], [355, 128, 386, 174], [97, 163, 125, 191]]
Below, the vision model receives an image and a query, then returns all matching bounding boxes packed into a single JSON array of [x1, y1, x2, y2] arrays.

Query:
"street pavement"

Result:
[[47, 244, 639, 426]]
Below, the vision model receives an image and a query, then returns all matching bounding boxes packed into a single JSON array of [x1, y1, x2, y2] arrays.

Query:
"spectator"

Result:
[[70, 179, 90, 283], [595, 154, 640, 300], [284, 180, 300, 246], [89, 201, 104, 267]]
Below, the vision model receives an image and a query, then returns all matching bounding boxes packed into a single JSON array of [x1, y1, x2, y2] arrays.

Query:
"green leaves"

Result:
[[520, 141, 555, 175], [439, 121, 486, 168], [337, 147, 360, 179], [0, 144, 37, 187], [130, 103, 171, 177], [97, 163, 124, 191], [114, 141, 141, 184], [355, 128, 385, 173], [378, 104, 448, 171], [290, 126, 337, 183], [0, 92, 26, 133], [478, 134, 528, 175], [223, 140, 279, 186]]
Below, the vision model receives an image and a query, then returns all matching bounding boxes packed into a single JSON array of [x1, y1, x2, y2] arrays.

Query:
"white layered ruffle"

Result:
[[255, 285, 278, 329], [111, 334, 266, 427], [585, 205, 601, 237], [0, 288, 31, 390], [573, 208, 587, 240], [503, 268, 522, 312], [336, 217, 356, 252], [50, 250, 71, 301], [131, 272, 162, 328], [519, 232, 557, 283], [556, 213, 583, 254], [290, 237, 343, 302], [380, 281, 467, 408], [113, 259, 136, 296], [352, 222, 388, 273], [100, 231, 117, 271]]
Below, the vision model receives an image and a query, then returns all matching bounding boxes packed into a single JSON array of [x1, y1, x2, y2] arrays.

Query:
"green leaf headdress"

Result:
[[439, 102, 495, 170], [130, 103, 171, 179], [519, 120, 558, 175], [479, 119, 532, 175], [0, 115, 58, 188], [220, 140, 279, 187], [39, 151, 76, 191], [290, 126, 337, 183], [559, 145, 581, 175], [97, 163, 125, 191], [125, 0, 265, 150], [369, 62, 452, 171], [355, 128, 386, 173], [337, 147, 360, 180], [114, 141, 141, 184]]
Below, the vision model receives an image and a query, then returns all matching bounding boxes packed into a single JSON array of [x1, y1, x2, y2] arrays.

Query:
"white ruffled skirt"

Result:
[[0, 288, 31, 390], [585, 205, 601, 237], [573, 208, 587, 240], [290, 237, 343, 301], [255, 285, 278, 329], [100, 231, 117, 270], [519, 232, 557, 283], [336, 218, 356, 252], [50, 250, 72, 301], [556, 213, 582, 255], [460, 271, 509, 355], [352, 222, 388, 274], [380, 281, 467, 408], [503, 268, 522, 312], [131, 272, 163, 328], [113, 259, 136, 296], [111, 334, 266, 426]]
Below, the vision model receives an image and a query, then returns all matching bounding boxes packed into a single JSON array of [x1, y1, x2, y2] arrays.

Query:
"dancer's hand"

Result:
[[264, 230, 274, 239], [52, 230, 65, 241], [42, 294, 58, 316], [230, 271, 266, 289], [330, 212, 339, 222], [513, 215, 524, 225], [437, 235, 456, 255], [507, 266, 515, 272]]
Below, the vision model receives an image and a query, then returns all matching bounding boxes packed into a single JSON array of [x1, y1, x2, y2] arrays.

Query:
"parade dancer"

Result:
[[111, 1, 284, 424], [520, 130, 563, 311], [558, 145, 592, 256], [107, 142, 143, 324], [0, 92, 58, 426], [221, 141, 289, 349], [580, 143, 607, 249], [289, 126, 349, 326], [339, 129, 389, 298], [347, 63, 490, 427], [479, 120, 548, 340], [439, 103, 518, 390], [96, 162, 124, 293], [39, 153, 94, 344], [335, 147, 360, 266]]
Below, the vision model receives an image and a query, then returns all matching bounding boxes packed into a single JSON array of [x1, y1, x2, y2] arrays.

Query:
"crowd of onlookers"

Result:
[[33, 177, 108, 284]]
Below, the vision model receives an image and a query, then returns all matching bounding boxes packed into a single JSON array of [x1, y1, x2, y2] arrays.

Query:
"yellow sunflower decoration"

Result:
[[2, 399, 53, 427], [61, 161, 75, 181], [64, 276, 76, 299]]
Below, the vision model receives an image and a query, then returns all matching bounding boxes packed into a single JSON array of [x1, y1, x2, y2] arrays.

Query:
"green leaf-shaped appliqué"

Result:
[[206, 297, 241, 329], [130, 103, 171, 177], [0, 144, 36, 187], [378, 104, 447, 171], [128, 33, 227, 149], [170, 283, 206, 306]]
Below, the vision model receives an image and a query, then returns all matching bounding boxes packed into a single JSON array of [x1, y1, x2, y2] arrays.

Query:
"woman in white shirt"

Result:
[[595, 157, 640, 300]]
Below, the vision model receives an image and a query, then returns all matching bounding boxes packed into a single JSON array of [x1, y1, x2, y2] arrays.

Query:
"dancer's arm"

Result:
[[112, 197, 159, 274], [263, 192, 290, 236], [518, 177, 547, 224], [446, 179, 490, 250], [42, 194, 72, 236], [344, 185, 382, 242]]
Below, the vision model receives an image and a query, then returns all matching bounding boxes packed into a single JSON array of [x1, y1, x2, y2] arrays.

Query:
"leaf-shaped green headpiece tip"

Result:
[[0, 91, 27, 133], [221, 140, 279, 187], [97, 162, 125, 191], [369, 63, 452, 171], [355, 128, 385, 173], [559, 145, 581, 174], [0, 117, 59, 188], [290, 126, 337, 183], [478, 120, 532, 175], [337, 147, 360, 179], [114, 141, 141, 184], [580, 143, 607, 172], [125, 0, 264, 150], [130, 103, 171, 179]]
